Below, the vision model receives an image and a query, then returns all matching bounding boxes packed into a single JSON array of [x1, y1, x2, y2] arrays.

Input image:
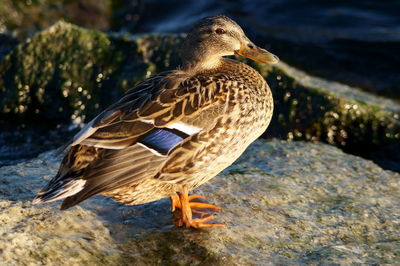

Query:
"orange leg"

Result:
[[170, 187, 225, 229], [170, 194, 181, 211]]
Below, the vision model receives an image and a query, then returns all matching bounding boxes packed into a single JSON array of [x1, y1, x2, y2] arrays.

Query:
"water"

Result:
[[134, 0, 400, 42]]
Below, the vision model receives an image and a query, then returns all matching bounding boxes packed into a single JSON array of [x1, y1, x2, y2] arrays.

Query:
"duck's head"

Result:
[[181, 15, 279, 71]]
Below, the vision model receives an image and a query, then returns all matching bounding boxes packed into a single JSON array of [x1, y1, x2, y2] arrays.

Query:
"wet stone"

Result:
[[0, 139, 399, 264]]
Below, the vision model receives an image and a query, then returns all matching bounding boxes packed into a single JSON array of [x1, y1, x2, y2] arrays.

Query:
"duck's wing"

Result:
[[64, 71, 228, 150], [57, 71, 174, 152], [35, 72, 230, 208]]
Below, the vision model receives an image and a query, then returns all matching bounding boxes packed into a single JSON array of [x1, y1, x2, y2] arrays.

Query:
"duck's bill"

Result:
[[235, 44, 279, 64]]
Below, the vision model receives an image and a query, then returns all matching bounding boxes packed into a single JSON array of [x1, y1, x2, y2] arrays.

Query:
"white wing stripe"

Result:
[[167, 121, 201, 135], [140, 119, 155, 124], [137, 142, 167, 157]]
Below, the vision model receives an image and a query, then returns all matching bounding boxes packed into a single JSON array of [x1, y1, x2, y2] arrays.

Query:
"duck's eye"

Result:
[[215, 28, 226, 35]]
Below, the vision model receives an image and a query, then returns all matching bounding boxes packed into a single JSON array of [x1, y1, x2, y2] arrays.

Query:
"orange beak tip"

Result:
[[235, 45, 279, 64]]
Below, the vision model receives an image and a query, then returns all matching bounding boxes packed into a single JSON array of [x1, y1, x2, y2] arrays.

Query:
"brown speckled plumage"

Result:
[[33, 15, 278, 228], [102, 59, 273, 205]]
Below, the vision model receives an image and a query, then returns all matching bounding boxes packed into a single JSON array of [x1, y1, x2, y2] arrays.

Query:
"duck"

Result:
[[33, 15, 279, 228]]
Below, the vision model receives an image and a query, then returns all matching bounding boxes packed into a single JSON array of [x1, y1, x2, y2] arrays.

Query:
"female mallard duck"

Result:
[[33, 15, 279, 228]]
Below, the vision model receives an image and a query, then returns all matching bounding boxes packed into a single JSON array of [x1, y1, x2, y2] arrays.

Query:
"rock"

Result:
[[0, 139, 399, 264], [0, 22, 398, 169], [0, 0, 142, 39]]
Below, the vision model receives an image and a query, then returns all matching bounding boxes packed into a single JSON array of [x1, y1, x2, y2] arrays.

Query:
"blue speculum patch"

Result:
[[139, 128, 188, 155]]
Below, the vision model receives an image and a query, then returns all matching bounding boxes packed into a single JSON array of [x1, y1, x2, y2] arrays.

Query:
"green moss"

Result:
[[135, 34, 185, 76]]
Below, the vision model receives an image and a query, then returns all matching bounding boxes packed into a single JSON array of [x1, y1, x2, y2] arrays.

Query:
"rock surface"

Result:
[[1, 139, 399, 265]]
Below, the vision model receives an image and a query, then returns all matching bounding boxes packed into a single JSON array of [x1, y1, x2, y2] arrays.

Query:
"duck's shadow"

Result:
[[83, 196, 213, 242], [82, 196, 220, 263]]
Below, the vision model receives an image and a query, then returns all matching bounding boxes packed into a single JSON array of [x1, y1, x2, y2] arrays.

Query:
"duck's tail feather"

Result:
[[32, 178, 86, 205]]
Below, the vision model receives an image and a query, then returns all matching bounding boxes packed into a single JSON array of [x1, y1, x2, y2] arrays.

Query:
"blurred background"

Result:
[[0, 0, 399, 170]]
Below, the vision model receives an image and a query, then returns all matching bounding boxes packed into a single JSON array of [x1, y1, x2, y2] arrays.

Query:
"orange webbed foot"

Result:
[[170, 188, 225, 229]]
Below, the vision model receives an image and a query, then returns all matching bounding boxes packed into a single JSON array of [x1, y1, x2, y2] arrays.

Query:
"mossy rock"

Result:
[[0, 22, 182, 128], [257, 62, 400, 154], [0, 22, 399, 156]]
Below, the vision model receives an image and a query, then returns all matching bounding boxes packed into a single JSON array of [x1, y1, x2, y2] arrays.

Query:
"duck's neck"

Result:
[[181, 37, 227, 72], [182, 54, 222, 72], [183, 57, 221, 72]]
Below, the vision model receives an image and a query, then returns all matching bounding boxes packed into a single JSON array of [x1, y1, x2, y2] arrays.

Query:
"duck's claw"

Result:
[[190, 216, 226, 228], [170, 187, 224, 229]]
